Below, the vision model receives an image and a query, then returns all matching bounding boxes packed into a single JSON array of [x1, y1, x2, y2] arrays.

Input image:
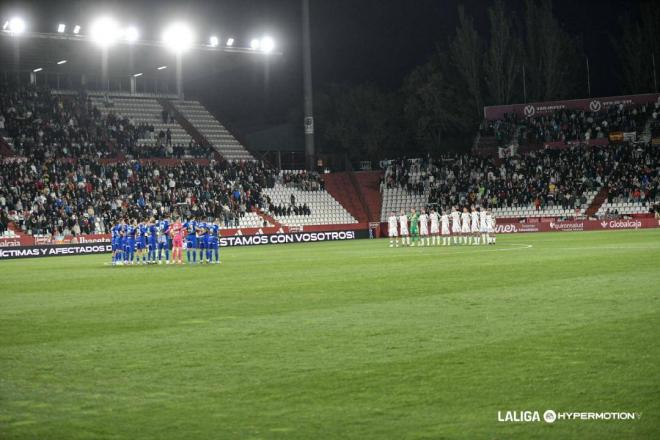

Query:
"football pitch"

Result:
[[1, 230, 659, 439]]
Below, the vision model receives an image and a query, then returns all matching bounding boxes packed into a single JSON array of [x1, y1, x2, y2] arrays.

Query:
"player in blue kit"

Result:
[[184, 219, 197, 263], [147, 219, 158, 264], [209, 222, 220, 264], [116, 224, 126, 265], [111, 221, 120, 265], [197, 221, 209, 263], [124, 221, 136, 264], [157, 218, 170, 264], [136, 221, 148, 264], [112, 220, 125, 265]]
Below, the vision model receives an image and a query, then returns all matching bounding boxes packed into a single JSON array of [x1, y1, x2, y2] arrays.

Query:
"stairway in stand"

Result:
[[0, 136, 15, 157], [584, 186, 609, 218], [352, 171, 383, 223], [323, 172, 368, 223], [158, 98, 223, 161], [255, 209, 283, 230]]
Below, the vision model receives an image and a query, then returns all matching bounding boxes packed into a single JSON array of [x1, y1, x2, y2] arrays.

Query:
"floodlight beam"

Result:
[[162, 22, 194, 53], [8, 17, 26, 34], [261, 36, 275, 53], [90, 17, 120, 47]]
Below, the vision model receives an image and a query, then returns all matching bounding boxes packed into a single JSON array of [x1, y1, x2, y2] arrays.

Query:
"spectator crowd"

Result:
[[2, 84, 658, 236], [0, 85, 214, 161], [382, 141, 659, 216], [480, 102, 658, 147], [0, 156, 297, 236]]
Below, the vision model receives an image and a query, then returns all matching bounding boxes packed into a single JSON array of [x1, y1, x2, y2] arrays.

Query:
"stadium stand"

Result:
[[1, 86, 117, 159], [172, 100, 253, 162], [0, 158, 276, 236], [89, 95, 190, 144], [262, 170, 358, 226], [380, 142, 659, 221], [480, 102, 656, 148], [595, 142, 660, 217], [2, 83, 656, 239], [0, 85, 252, 160]]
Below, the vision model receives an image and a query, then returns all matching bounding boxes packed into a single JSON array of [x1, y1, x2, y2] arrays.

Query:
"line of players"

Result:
[[111, 217, 221, 265], [387, 206, 496, 247]]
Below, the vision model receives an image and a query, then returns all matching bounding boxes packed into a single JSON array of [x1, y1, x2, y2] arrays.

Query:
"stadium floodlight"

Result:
[[57, 23, 66, 33], [90, 17, 119, 47], [261, 36, 275, 53], [57, 59, 67, 65], [73, 25, 80, 34], [250, 38, 260, 50], [2, 21, 8, 30], [162, 22, 194, 53], [226, 37, 234, 47], [133, 72, 143, 77], [124, 26, 139, 43], [209, 35, 219, 47], [8, 17, 26, 34], [33, 67, 43, 72], [157, 65, 167, 70]]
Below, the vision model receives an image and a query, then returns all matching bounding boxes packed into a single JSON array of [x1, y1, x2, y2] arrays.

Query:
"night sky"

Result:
[[0, 0, 638, 132]]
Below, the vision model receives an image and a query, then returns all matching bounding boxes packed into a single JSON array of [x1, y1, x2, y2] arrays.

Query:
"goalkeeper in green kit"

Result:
[[409, 208, 420, 246]]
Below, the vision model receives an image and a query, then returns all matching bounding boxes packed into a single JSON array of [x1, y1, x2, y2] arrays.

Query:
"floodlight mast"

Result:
[[302, 0, 315, 171], [176, 52, 183, 99], [162, 23, 194, 99]]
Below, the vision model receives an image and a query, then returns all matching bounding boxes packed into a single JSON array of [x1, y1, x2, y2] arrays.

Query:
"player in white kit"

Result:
[[399, 209, 410, 246], [470, 207, 480, 245], [429, 208, 440, 245], [479, 207, 488, 245], [460, 208, 471, 244], [486, 210, 496, 244], [387, 211, 399, 247], [450, 207, 461, 245], [418, 208, 429, 246], [440, 210, 450, 245]]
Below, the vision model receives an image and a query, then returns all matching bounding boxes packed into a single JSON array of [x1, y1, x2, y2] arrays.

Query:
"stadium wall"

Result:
[[3, 220, 658, 260], [0, 225, 370, 260], [378, 218, 660, 236], [494, 218, 660, 233], [483, 93, 660, 120]]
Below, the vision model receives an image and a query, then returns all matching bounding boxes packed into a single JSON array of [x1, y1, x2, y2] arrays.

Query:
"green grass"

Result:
[[1, 230, 659, 439]]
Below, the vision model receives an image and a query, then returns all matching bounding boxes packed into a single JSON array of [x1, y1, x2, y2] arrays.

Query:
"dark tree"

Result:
[[612, 2, 660, 93], [522, 0, 582, 101], [484, 0, 521, 105], [450, 6, 484, 118]]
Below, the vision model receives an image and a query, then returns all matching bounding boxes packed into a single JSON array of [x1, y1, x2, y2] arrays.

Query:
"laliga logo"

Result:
[[589, 100, 602, 112], [523, 105, 536, 117], [543, 410, 557, 423]]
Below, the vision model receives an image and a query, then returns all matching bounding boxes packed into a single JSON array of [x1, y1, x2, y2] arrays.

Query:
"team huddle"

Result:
[[387, 207, 496, 247], [111, 218, 221, 266]]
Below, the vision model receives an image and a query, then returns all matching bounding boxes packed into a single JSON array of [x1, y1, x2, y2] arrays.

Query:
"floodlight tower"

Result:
[[302, 0, 315, 171]]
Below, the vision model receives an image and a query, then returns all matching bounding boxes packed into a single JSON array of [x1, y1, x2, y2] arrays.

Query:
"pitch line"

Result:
[[388, 243, 533, 256]]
